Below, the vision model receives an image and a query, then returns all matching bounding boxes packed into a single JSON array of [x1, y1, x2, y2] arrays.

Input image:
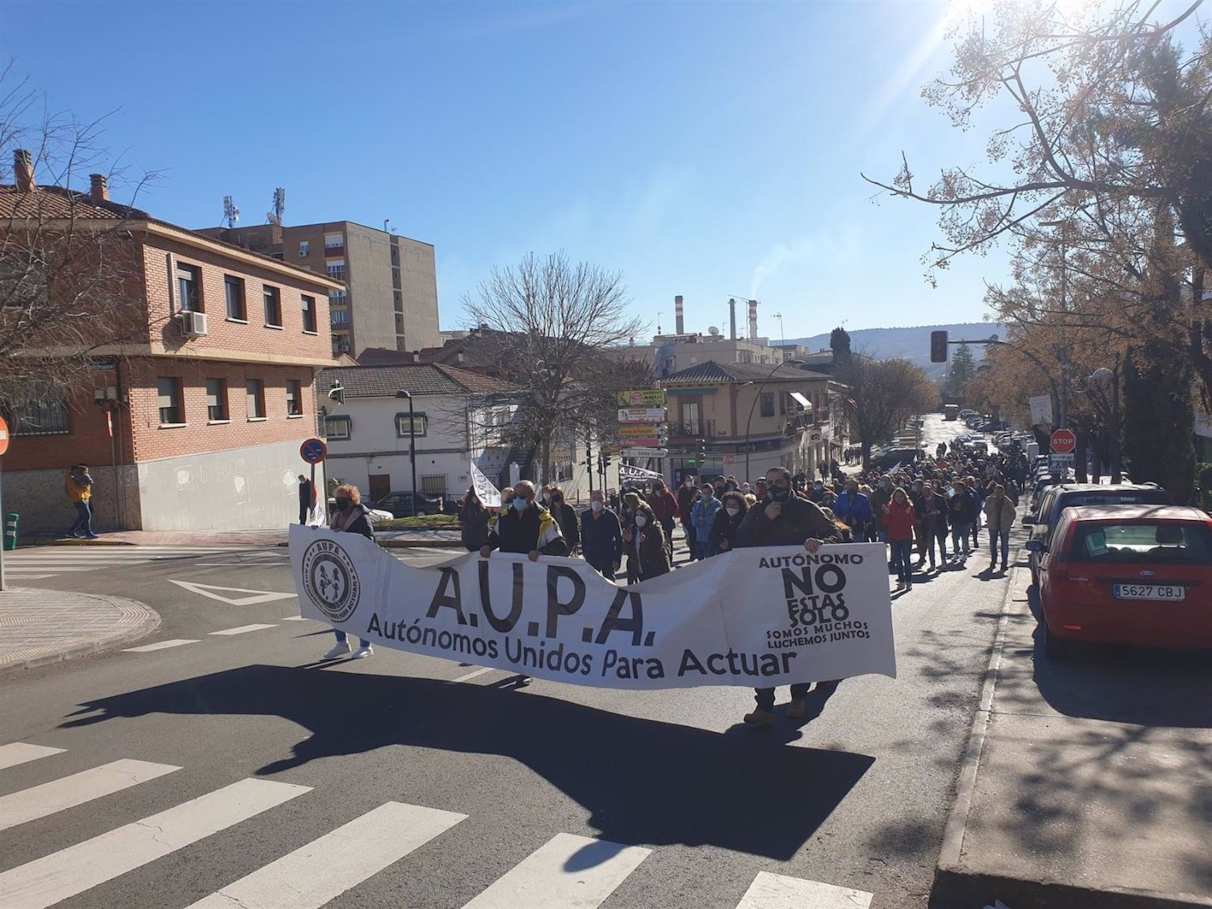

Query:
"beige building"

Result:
[[200, 220, 441, 358], [658, 360, 849, 482]]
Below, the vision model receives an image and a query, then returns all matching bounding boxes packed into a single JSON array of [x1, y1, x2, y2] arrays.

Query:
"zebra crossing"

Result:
[[0, 742, 875, 909], [2, 546, 252, 582]]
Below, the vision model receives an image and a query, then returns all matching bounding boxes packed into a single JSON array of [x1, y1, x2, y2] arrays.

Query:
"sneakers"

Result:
[[742, 708, 776, 727], [322, 641, 351, 660], [84, 533, 99, 540], [352, 644, 374, 659], [786, 697, 808, 720]]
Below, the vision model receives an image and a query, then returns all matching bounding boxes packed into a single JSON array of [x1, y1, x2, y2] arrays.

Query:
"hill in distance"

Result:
[[786, 322, 1006, 379]]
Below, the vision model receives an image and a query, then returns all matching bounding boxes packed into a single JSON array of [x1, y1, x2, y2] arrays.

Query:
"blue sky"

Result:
[[6, 0, 1014, 342]]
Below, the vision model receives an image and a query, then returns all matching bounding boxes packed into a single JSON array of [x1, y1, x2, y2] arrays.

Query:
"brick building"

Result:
[[0, 152, 342, 533], [199, 220, 441, 358]]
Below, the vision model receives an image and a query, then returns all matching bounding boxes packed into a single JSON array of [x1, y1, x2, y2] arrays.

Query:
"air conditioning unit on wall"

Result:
[[178, 310, 208, 337]]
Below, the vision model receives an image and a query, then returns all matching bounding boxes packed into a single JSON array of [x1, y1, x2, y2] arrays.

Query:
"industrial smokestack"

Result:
[[748, 299, 758, 340], [675, 295, 684, 335], [729, 298, 737, 341], [13, 149, 34, 192]]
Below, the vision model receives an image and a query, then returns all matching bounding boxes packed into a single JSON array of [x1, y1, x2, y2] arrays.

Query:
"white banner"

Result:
[[619, 464, 663, 483], [469, 461, 501, 508], [1029, 394, 1053, 428], [290, 527, 896, 690]]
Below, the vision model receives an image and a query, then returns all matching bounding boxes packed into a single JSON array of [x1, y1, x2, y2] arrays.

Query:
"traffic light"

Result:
[[602, 453, 611, 469], [930, 330, 948, 363]]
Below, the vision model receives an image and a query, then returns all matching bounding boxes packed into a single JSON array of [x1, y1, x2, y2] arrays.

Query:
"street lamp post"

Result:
[[743, 360, 795, 482], [396, 390, 418, 517]]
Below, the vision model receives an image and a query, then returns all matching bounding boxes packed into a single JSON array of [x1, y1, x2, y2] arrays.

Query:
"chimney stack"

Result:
[[89, 173, 109, 204], [728, 298, 737, 341], [748, 299, 758, 340], [674, 295, 684, 335], [13, 149, 34, 192]]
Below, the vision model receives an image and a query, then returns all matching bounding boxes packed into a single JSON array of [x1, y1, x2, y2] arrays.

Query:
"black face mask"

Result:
[[770, 487, 791, 502], [336, 498, 352, 511]]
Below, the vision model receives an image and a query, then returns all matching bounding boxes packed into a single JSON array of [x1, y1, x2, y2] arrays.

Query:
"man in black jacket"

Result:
[[736, 467, 842, 727], [549, 487, 580, 553], [581, 490, 623, 578], [480, 480, 567, 559]]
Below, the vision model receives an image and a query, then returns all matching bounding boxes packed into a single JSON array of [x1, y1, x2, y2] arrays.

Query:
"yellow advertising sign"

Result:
[[617, 388, 666, 408]]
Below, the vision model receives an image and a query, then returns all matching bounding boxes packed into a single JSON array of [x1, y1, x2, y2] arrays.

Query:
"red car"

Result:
[[1028, 505, 1212, 657]]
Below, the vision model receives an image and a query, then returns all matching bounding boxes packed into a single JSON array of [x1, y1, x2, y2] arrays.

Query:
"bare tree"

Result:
[[0, 63, 155, 415], [836, 354, 934, 469], [464, 252, 646, 481]]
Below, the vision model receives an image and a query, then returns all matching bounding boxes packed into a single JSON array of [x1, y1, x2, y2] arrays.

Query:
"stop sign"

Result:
[[1050, 428, 1077, 455]]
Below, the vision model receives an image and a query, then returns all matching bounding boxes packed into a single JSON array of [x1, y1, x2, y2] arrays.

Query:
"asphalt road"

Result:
[[0, 416, 1007, 909]]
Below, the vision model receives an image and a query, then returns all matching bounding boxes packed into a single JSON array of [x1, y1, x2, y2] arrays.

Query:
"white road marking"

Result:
[[461, 832, 651, 909], [0, 778, 310, 909], [123, 639, 201, 652], [2, 573, 53, 579], [4, 566, 93, 573], [0, 743, 64, 771], [209, 624, 278, 636], [169, 579, 296, 606], [186, 801, 467, 909], [0, 759, 180, 833], [281, 616, 312, 622], [452, 667, 495, 683], [735, 871, 873, 909]]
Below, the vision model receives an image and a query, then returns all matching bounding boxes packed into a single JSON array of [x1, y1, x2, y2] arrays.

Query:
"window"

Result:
[[263, 286, 282, 327], [328, 288, 346, 305], [1070, 522, 1212, 565], [394, 312, 406, 335], [390, 244, 400, 267], [680, 400, 701, 436], [157, 377, 184, 425], [205, 379, 228, 421], [325, 415, 351, 440], [246, 378, 266, 419], [9, 395, 70, 436], [760, 392, 775, 418], [332, 335, 352, 356], [286, 379, 303, 416], [326, 259, 346, 281], [421, 475, 446, 495], [224, 276, 246, 321], [331, 308, 350, 326], [298, 240, 310, 257], [395, 412, 428, 438], [301, 295, 317, 333], [393, 289, 403, 311], [391, 267, 401, 290], [324, 232, 343, 251], [176, 263, 201, 312]]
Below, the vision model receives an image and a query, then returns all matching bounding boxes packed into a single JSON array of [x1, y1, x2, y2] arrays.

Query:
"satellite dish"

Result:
[[708, 326, 720, 336]]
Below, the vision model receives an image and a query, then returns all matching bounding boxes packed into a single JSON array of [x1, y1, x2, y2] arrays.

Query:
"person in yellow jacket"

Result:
[[65, 465, 98, 539]]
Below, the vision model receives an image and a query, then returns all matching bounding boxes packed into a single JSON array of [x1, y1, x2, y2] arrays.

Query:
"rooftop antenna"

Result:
[[267, 187, 285, 226], [222, 195, 240, 229]]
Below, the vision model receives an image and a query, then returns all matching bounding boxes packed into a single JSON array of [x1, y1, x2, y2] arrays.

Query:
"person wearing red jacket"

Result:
[[885, 487, 917, 590], [648, 479, 680, 561]]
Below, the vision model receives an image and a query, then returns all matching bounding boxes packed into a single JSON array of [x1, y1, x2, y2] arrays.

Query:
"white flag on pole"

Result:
[[470, 461, 501, 507]]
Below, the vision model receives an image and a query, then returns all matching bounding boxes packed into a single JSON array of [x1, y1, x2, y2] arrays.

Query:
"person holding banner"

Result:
[[581, 490, 623, 579], [737, 467, 841, 726], [479, 480, 567, 560], [322, 484, 375, 660]]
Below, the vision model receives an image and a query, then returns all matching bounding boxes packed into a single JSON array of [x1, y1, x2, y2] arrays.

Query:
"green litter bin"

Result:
[[3, 513, 17, 551]]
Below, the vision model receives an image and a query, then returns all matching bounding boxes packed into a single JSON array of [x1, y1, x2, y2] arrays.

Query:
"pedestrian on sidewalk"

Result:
[[297, 474, 314, 525], [921, 480, 949, 570], [885, 487, 917, 590], [65, 465, 98, 539], [323, 484, 375, 660], [947, 480, 972, 562], [983, 483, 1015, 572]]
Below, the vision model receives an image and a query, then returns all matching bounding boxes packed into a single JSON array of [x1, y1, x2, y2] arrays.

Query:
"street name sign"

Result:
[[1049, 429, 1077, 455], [1049, 453, 1075, 474], [617, 389, 666, 407], [621, 447, 668, 458], [617, 408, 667, 423]]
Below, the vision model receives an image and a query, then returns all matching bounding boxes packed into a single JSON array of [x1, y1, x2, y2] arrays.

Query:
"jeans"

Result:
[[754, 683, 811, 710], [989, 527, 1009, 566], [68, 501, 93, 537], [695, 541, 710, 560], [684, 523, 697, 560], [333, 630, 371, 648], [889, 540, 913, 582], [951, 523, 971, 556], [927, 529, 948, 566]]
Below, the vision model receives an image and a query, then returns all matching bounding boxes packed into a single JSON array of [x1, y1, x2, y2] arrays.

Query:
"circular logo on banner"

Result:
[[300, 538, 361, 622]]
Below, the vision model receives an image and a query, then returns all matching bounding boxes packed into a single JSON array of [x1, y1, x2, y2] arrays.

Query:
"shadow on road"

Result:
[[59, 664, 873, 861]]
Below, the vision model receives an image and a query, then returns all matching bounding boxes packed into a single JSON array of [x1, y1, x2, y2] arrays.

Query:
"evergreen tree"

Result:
[[944, 342, 976, 405], [830, 327, 851, 369], [1123, 343, 1194, 503]]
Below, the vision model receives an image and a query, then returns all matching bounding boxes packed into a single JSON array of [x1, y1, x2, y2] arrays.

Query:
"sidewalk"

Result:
[[933, 558, 1212, 907], [20, 529, 290, 548], [0, 588, 160, 671]]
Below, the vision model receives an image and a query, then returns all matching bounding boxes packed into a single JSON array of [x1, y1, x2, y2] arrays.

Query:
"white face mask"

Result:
[[590, 500, 603, 512], [726, 506, 740, 517], [635, 514, 648, 527]]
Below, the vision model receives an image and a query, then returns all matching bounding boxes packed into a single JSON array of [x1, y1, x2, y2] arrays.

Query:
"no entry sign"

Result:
[[300, 438, 328, 464], [1049, 428, 1077, 455], [0, 415, 9, 456]]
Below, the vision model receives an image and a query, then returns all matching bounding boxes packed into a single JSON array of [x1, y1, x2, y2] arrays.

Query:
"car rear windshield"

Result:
[[1069, 522, 1212, 565]]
